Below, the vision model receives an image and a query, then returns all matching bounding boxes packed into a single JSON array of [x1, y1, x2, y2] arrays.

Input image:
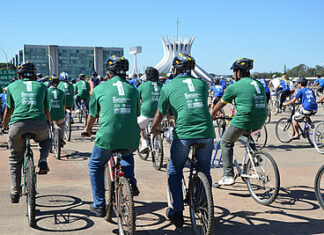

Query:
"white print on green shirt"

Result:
[[21, 92, 37, 105]]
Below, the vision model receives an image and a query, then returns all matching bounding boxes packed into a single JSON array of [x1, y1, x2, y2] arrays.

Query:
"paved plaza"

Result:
[[0, 108, 324, 235]]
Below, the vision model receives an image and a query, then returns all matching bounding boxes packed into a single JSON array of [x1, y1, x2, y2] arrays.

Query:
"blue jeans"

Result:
[[88, 145, 137, 208], [168, 138, 214, 212]]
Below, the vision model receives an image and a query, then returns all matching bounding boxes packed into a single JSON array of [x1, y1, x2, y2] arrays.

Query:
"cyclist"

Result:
[[151, 54, 215, 228], [283, 77, 318, 139], [314, 75, 324, 96], [2, 62, 51, 203], [165, 72, 174, 85], [137, 67, 162, 153], [89, 71, 100, 96], [58, 72, 74, 123], [43, 76, 50, 88], [74, 74, 90, 113], [277, 74, 290, 111], [220, 75, 227, 90], [48, 76, 66, 147], [256, 75, 270, 104], [209, 78, 224, 109], [127, 74, 138, 89], [211, 58, 267, 186], [83, 55, 140, 217], [36, 73, 43, 82]]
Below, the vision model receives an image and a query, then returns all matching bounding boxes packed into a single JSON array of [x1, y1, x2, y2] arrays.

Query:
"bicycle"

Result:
[[137, 122, 164, 170], [78, 99, 88, 126], [211, 117, 280, 205], [64, 110, 72, 142], [51, 123, 61, 159], [104, 150, 135, 235], [314, 164, 324, 209], [313, 121, 324, 154], [275, 104, 318, 146], [167, 143, 214, 234], [22, 133, 37, 227]]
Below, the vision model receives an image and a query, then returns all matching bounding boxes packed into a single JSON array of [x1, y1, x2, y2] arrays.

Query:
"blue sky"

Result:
[[0, 0, 322, 74]]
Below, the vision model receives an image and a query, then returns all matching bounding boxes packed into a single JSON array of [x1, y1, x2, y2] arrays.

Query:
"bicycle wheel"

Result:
[[188, 172, 214, 235], [104, 165, 114, 222], [78, 108, 82, 123], [271, 100, 279, 115], [250, 125, 268, 150], [275, 118, 293, 143], [54, 128, 61, 159], [307, 121, 320, 147], [83, 108, 88, 126], [26, 159, 36, 227], [152, 135, 164, 170], [245, 151, 280, 205], [313, 122, 324, 154], [64, 117, 71, 142], [265, 108, 271, 124], [314, 165, 324, 209], [117, 177, 135, 235]]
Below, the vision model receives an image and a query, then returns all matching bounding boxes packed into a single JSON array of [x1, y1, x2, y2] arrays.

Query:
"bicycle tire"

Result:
[[54, 128, 61, 160], [83, 108, 87, 127], [314, 165, 324, 209], [26, 159, 36, 227], [189, 172, 214, 235], [152, 135, 164, 170], [266, 108, 271, 124], [275, 118, 293, 143], [117, 177, 135, 235], [251, 125, 268, 150], [245, 151, 280, 205], [64, 117, 71, 142], [78, 108, 82, 123], [307, 121, 320, 147], [313, 122, 324, 154], [104, 165, 114, 222]]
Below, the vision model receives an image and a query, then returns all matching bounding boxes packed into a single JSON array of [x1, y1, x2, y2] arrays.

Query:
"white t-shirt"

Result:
[[289, 81, 295, 91]]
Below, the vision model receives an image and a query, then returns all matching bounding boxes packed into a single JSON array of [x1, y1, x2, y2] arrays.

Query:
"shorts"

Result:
[[293, 108, 317, 121], [212, 96, 222, 105], [137, 115, 153, 129]]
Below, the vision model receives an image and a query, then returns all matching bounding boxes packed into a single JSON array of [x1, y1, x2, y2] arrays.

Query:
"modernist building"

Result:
[[11, 44, 123, 79]]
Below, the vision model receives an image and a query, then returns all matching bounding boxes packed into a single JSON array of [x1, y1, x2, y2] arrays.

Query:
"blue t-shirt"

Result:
[[220, 79, 227, 90], [127, 78, 138, 89], [315, 78, 324, 87], [165, 79, 172, 85], [209, 84, 224, 97], [280, 80, 290, 92], [257, 78, 270, 93], [0, 93, 6, 110], [295, 87, 318, 111]]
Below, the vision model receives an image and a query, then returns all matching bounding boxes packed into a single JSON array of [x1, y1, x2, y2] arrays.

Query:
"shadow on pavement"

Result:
[[267, 144, 313, 151], [58, 150, 91, 161]]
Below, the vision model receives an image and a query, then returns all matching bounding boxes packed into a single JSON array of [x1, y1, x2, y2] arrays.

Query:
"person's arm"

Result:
[[2, 107, 13, 130], [150, 110, 164, 136], [283, 97, 297, 106], [318, 94, 324, 103], [44, 108, 51, 125], [211, 100, 227, 119], [84, 115, 96, 136]]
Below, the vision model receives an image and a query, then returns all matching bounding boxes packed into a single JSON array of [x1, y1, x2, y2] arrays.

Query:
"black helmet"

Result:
[[145, 67, 159, 81], [79, 74, 85, 79], [105, 55, 129, 75], [17, 61, 36, 78], [50, 76, 60, 86], [297, 77, 308, 86], [92, 71, 98, 76], [36, 72, 42, 78], [172, 54, 195, 73], [230, 58, 254, 71], [214, 78, 220, 85]]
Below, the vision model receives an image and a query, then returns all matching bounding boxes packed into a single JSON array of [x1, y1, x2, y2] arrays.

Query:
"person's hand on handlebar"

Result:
[[81, 128, 93, 137]]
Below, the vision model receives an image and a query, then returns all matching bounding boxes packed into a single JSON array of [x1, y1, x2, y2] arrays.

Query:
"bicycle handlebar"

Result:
[[81, 131, 96, 137]]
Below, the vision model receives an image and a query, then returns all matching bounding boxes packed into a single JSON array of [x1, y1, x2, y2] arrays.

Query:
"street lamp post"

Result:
[[0, 46, 9, 70], [48, 53, 54, 76]]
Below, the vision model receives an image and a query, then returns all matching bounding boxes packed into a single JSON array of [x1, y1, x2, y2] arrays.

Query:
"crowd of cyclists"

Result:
[[1, 53, 324, 233]]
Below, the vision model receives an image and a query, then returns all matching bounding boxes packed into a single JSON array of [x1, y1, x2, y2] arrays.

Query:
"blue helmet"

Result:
[[60, 72, 69, 81]]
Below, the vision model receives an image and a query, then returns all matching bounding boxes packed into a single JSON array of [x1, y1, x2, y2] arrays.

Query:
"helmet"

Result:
[[36, 73, 42, 78], [145, 67, 159, 81], [105, 55, 129, 75], [17, 61, 36, 78], [167, 72, 174, 79], [92, 71, 98, 76], [50, 76, 60, 86], [214, 78, 220, 85], [71, 78, 77, 84], [230, 58, 253, 71], [60, 72, 69, 81], [272, 74, 277, 78], [172, 54, 195, 73], [79, 74, 85, 79], [297, 77, 308, 86]]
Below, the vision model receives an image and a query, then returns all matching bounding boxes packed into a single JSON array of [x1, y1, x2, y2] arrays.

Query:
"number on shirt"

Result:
[[52, 90, 58, 99], [113, 81, 125, 96], [23, 81, 32, 92], [64, 83, 68, 89], [250, 81, 261, 94], [152, 82, 159, 92], [183, 79, 195, 92]]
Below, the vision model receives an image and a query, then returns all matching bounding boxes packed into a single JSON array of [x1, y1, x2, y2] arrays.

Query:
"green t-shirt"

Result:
[[6, 78, 48, 125], [158, 74, 215, 140], [138, 81, 163, 118], [57, 81, 74, 108], [43, 81, 50, 88], [89, 76, 140, 150], [47, 87, 66, 121], [76, 80, 90, 100], [222, 77, 267, 130], [73, 84, 77, 94]]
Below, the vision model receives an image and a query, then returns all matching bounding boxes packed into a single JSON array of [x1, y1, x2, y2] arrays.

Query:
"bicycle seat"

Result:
[[189, 143, 205, 149], [111, 149, 128, 154], [22, 133, 36, 140]]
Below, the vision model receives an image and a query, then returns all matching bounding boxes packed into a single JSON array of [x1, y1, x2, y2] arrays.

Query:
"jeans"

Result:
[[74, 95, 89, 111], [88, 145, 137, 208], [221, 124, 251, 177], [168, 138, 214, 212]]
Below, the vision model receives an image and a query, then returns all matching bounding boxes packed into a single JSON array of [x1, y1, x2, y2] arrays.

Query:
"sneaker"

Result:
[[90, 204, 106, 217], [166, 208, 184, 228], [10, 193, 20, 203], [38, 161, 50, 174], [217, 176, 235, 186], [139, 140, 149, 154], [131, 185, 140, 197]]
